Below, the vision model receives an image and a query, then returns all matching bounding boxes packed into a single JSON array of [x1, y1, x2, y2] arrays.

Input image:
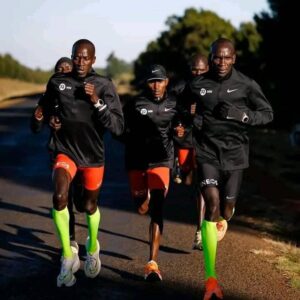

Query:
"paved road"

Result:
[[0, 97, 299, 299]]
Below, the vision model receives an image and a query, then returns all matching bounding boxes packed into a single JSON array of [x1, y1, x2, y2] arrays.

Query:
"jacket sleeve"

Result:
[[94, 80, 124, 136], [177, 83, 203, 131], [245, 80, 273, 126], [38, 79, 58, 122], [112, 98, 135, 143]]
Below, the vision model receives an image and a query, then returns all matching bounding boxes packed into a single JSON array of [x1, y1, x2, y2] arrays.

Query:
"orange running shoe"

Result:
[[216, 219, 228, 242], [144, 260, 162, 282], [203, 277, 223, 300]]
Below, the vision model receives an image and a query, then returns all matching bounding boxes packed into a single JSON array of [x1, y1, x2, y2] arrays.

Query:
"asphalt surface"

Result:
[[0, 96, 299, 300]]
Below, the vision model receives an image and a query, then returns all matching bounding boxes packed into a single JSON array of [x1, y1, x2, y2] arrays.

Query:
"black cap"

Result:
[[145, 64, 167, 81]]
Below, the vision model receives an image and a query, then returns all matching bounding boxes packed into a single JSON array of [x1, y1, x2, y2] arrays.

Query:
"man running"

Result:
[[171, 54, 209, 250], [41, 39, 124, 287], [121, 64, 182, 281], [182, 38, 273, 299]]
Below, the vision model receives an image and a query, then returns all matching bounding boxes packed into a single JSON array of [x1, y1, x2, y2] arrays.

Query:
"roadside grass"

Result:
[[250, 239, 300, 290], [0, 74, 135, 106], [113, 72, 136, 95], [244, 128, 300, 291], [0, 78, 45, 102]]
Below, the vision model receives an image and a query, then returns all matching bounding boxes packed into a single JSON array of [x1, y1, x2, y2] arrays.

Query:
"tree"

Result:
[[105, 52, 132, 79], [254, 0, 287, 128], [0, 53, 51, 83], [234, 22, 262, 78], [133, 8, 237, 84]]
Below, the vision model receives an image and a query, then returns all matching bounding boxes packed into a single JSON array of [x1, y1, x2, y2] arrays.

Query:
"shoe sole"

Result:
[[57, 253, 80, 287], [57, 274, 77, 288], [145, 271, 162, 282], [193, 244, 203, 251], [84, 258, 101, 278]]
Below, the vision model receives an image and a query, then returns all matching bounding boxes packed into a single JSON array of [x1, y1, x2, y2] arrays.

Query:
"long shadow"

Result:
[[100, 228, 190, 254], [0, 267, 253, 300]]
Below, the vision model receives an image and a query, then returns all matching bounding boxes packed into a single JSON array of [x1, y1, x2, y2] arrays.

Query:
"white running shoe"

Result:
[[84, 238, 101, 278], [70, 240, 79, 252], [193, 230, 203, 250], [57, 244, 80, 287]]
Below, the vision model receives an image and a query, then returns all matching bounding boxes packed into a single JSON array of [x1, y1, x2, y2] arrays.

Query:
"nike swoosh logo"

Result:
[[227, 88, 238, 93], [164, 107, 172, 112], [152, 69, 159, 73]]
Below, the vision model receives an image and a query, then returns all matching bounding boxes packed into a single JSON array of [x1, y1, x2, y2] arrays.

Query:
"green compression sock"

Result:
[[86, 207, 100, 254], [52, 207, 72, 258], [201, 220, 218, 279]]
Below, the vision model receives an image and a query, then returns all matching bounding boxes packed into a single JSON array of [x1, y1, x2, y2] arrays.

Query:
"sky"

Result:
[[1, 0, 270, 70]]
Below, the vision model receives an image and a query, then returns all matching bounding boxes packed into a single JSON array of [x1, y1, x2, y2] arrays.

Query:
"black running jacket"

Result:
[[41, 70, 124, 167], [183, 68, 273, 170]]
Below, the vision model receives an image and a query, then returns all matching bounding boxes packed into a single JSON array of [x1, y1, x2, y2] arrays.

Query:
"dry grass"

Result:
[[0, 78, 45, 102], [113, 72, 136, 95], [251, 239, 300, 290], [0, 74, 135, 106]]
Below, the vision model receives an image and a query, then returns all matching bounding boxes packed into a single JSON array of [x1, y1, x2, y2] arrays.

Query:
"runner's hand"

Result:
[[84, 82, 98, 104], [34, 105, 44, 121], [174, 123, 185, 137], [190, 103, 196, 115], [215, 101, 249, 123], [49, 116, 61, 131]]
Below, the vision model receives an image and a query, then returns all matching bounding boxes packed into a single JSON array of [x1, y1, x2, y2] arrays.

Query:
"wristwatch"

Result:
[[94, 99, 106, 111], [241, 112, 249, 123], [94, 98, 105, 108]]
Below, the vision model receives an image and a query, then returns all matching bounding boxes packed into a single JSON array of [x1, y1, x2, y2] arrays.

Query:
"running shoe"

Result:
[[203, 277, 223, 300], [193, 230, 203, 250], [216, 219, 228, 242], [84, 238, 101, 278], [173, 174, 182, 184], [144, 260, 162, 281], [70, 240, 79, 251], [57, 244, 80, 287]]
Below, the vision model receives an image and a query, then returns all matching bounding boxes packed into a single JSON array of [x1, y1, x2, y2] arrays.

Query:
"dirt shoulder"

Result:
[[0, 78, 45, 103]]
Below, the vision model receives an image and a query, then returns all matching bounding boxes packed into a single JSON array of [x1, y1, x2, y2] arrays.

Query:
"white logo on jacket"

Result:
[[140, 108, 147, 115], [200, 88, 212, 96], [59, 83, 66, 91], [140, 108, 153, 115], [227, 88, 238, 93], [59, 83, 72, 91]]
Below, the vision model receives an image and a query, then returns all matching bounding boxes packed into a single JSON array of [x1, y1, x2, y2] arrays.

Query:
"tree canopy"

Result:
[[105, 52, 133, 79], [134, 9, 239, 84], [0, 54, 51, 83]]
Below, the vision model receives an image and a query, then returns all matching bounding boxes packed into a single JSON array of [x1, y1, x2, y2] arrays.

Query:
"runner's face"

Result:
[[57, 62, 72, 73], [147, 79, 169, 100], [191, 60, 209, 77], [211, 45, 236, 78], [72, 44, 95, 77]]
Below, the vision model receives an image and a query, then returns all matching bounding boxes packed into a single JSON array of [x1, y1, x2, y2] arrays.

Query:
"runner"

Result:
[[30, 57, 83, 245], [121, 64, 183, 281], [41, 39, 124, 287], [171, 54, 209, 250], [182, 38, 273, 299]]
